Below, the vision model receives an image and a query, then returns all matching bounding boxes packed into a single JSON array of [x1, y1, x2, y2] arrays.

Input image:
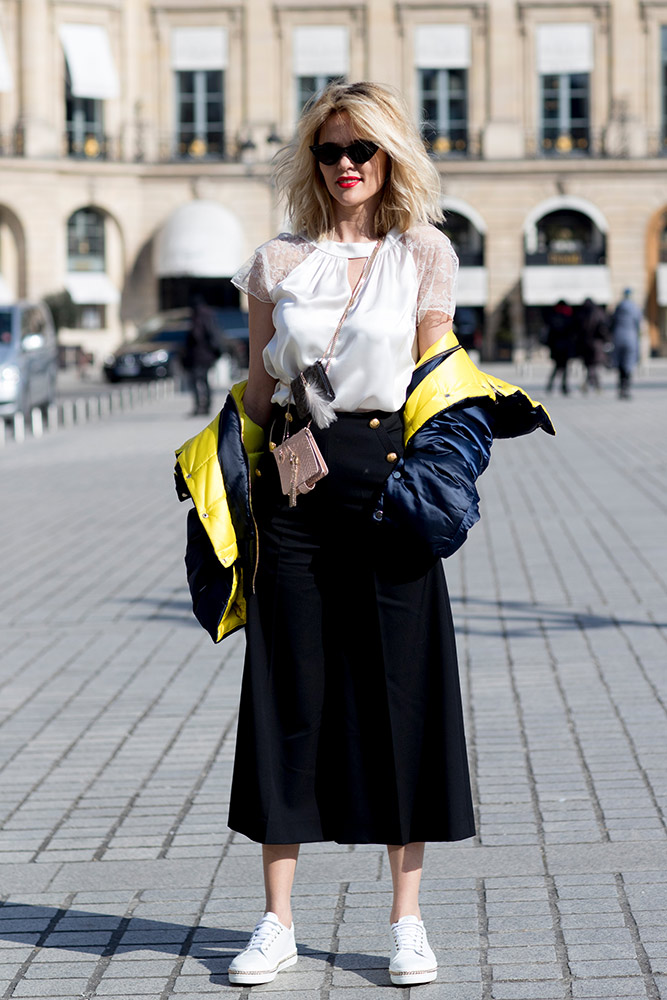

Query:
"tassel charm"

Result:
[[289, 453, 299, 507]]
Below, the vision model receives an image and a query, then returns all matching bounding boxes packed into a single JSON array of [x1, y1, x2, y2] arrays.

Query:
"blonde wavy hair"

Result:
[[274, 81, 443, 240]]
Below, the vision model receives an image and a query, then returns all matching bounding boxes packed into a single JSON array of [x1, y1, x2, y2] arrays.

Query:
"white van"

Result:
[[0, 302, 58, 419]]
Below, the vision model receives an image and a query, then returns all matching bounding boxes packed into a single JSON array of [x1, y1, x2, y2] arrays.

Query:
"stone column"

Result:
[[19, 0, 59, 156], [483, 0, 523, 158]]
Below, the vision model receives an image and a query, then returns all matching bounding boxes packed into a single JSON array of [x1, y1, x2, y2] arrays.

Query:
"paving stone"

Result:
[[1, 374, 667, 1000], [571, 978, 648, 998]]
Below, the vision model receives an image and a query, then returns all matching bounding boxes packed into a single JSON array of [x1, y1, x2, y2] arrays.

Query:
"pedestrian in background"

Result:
[[182, 296, 220, 416], [175, 81, 554, 989], [577, 297, 608, 392], [545, 299, 576, 395], [611, 288, 642, 399]]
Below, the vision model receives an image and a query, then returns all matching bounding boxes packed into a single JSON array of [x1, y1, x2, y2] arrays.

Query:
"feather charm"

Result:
[[303, 379, 337, 428]]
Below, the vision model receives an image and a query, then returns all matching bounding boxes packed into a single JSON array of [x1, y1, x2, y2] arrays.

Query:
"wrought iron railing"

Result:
[[421, 124, 482, 159], [1, 119, 665, 163], [0, 124, 24, 157]]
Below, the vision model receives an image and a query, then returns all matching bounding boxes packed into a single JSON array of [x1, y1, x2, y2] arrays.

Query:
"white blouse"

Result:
[[232, 223, 458, 413]]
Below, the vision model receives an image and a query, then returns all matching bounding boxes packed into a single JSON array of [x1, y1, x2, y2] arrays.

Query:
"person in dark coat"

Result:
[[577, 298, 608, 392], [611, 288, 642, 399], [182, 297, 220, 416], [545, 299, 576, 395]]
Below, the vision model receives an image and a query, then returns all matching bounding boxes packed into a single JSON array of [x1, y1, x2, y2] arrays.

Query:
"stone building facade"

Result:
[[0, 0, 666, 362]]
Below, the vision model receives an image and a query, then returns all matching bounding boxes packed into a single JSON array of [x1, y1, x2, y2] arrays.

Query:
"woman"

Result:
[[175, 81, 553, 987]]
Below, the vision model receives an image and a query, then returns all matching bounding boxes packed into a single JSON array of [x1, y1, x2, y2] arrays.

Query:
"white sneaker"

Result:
[[389, 915, 437, 985], [228, 912, 297, 985]]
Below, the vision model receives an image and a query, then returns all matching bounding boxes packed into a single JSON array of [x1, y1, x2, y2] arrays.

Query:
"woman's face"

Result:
[[316, 112, 389, 218]]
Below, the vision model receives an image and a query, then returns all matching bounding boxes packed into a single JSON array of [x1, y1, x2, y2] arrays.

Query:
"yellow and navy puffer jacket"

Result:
[[175, 333, 554, 643]]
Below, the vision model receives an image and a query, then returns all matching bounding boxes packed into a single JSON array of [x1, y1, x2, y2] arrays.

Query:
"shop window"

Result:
[[526, 210, 605, 266], [419, 69, 468, 155], [67, 209, 105, 272], [78, 305, 106, 329]]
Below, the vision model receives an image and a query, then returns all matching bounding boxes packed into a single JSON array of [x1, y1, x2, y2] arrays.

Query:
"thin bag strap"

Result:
[[283, 236, 383, 440], [320, 238, 383, 374]]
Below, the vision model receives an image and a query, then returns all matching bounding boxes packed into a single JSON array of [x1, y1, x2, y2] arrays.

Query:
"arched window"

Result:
[[67, 208, 105, 273], [526, 210, 605, 266], [66, 208, 107, 329], [438, 211, 484, 266]]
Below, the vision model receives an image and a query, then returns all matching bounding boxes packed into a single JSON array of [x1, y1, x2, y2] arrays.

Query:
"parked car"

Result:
[[103, 307, 249, 384], [0, 302, 58, 419]]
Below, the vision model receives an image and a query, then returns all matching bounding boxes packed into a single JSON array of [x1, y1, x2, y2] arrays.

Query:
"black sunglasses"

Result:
[[309, 140, 379, 166]]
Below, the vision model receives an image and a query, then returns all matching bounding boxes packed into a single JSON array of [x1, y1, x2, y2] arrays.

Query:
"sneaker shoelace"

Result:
[[392, 920, 425, 954], [246, 916, 283, 954]]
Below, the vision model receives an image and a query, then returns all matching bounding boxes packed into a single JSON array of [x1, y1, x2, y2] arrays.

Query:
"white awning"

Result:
[[0, 275, 13, 305], [536, 24, 593, 74], [65, 272, 120, 305], [171, 27, 228, 70], [414, 25, 470, 70], [657, 264, 667, 307], [293, 26, 349, 76], [0, 26, 12, 93], [60, 24, 120, 100], [153, 200, 244, 278], [521, 265, 611, 306], [456, 267, 488, 307]]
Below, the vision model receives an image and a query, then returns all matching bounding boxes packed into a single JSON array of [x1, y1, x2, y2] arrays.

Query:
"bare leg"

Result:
[[263, 844, 300, 927], [387, 842, 425, 923]]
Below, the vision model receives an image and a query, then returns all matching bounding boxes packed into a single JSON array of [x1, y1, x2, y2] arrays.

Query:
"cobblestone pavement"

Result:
[[1, 361, 666, 1000]]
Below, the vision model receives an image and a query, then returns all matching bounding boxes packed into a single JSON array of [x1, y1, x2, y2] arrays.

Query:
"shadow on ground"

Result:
[[0, 902, 386, 987], [449, 596, 666, 637]]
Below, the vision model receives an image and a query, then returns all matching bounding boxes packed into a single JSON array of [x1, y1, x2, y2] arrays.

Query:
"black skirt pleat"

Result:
[[228, 408, 475, 846]]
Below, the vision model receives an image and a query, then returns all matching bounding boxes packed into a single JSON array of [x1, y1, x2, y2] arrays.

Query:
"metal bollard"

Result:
[[99, 394, 111, 418], [31, 408, 43, 438], [46, 403, 59, 432], [74, 398, 87, 424], [13, 411, 25, 443], [0, 418, 5, 447], [60, 399, 74, 427]]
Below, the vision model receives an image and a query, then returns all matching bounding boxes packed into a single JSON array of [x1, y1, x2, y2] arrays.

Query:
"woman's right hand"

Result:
[[243, 296, 277, 427]]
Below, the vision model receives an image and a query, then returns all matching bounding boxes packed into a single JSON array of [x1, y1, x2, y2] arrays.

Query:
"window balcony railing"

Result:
[[0, 124, 24, 156], [156, 131, 231, 163], [646, 130, 667, 157], [64, 125, 118, 161], [422, 125, 482, 159], [525, 127, 600, 158], [1, 119, 663, 164]]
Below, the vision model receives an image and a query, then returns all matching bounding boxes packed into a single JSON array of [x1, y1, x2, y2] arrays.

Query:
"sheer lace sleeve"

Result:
[[402, 224, 459, 325], [232, 233, 313, 302]]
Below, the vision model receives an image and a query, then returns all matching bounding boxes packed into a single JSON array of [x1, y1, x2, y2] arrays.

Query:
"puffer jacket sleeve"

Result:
[[374, 404, 494, 559]]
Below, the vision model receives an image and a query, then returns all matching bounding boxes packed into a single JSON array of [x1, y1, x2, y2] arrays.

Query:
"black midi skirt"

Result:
[[228, 408, 475, 846]]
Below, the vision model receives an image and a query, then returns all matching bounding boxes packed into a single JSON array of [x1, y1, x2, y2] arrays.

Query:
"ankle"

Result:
[[390, 908, 421, 924], [266, 907, 292, 928]]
